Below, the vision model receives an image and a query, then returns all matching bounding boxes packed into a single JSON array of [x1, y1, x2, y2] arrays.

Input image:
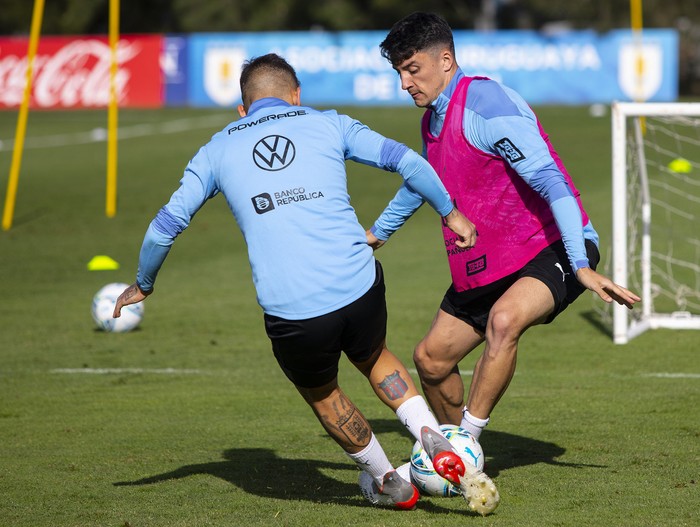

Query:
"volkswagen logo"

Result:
[[253, 135, 296, 171]]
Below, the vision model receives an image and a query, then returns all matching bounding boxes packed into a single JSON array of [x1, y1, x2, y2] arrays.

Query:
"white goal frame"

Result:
[[611, 101, 700, 344]]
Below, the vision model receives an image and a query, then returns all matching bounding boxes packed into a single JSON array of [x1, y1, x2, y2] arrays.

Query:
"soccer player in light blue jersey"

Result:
[[113, 53, 500, 513], [371, 13, 639, 451]]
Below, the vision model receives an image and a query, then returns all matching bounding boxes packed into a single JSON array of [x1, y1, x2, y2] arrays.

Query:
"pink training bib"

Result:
[[422, 76, 589, 291]]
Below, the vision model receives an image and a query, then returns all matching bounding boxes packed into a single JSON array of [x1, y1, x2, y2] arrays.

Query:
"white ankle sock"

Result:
[[396, 395, 442, 443], [460, 408, 489, 440], [395, 461, 411, 482], [346, 432, 393, 483]]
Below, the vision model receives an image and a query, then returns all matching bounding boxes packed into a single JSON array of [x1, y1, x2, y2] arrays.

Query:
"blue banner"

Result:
[[182, 29, 677, 107], [162, 36, 189, 106], [454, 29, 678, 104]]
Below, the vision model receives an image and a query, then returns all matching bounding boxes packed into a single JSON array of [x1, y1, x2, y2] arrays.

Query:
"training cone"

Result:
[[87, 255, 120, 271]]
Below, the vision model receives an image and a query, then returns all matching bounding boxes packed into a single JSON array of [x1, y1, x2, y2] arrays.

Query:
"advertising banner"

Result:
[[0, 35, 163, 109], [454, 29, 678, 104], [162, 35, 188, 106], [187, 29, 678, 107]]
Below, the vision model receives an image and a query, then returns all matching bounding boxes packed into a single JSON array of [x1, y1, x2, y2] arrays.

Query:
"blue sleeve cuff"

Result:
[[369, 224, 388, 242], [572, 259, 590, 273]]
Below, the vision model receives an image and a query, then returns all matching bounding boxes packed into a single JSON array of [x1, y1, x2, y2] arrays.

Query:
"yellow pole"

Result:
[[106, 0, 120, 218], [2, 0, 45, 231], [630, 0, 644, 101]]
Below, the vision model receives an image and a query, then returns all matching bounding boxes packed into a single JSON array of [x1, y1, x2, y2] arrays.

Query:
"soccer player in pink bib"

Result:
[[370, 13, 639, 449]]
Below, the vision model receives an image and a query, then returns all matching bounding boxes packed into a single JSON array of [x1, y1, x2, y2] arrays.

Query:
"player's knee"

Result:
[[486, 307, 522, 344], [414, 340, 449, 384]]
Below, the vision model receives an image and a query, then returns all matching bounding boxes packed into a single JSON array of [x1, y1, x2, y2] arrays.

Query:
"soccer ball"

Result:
[[410, 425, 484, 497], [91, 282, 144, 333]]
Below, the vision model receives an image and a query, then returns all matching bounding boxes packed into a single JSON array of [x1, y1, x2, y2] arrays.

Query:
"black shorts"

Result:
[[440, 239, 600, 333], [263, 260, 387, 388]]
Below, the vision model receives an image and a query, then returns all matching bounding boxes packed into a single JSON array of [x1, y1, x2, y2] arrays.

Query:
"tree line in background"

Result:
[[1, 0, 699, 94]]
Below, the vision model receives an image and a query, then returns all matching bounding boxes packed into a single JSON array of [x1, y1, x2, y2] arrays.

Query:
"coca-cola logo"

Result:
[[0, 39, 141, 108]]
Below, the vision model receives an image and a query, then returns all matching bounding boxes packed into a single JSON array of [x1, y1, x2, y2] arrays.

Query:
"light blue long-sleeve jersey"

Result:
[[373, 70, 599, 273], [136, 97, 454, 319]]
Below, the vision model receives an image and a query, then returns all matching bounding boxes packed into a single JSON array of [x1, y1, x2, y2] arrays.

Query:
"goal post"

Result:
[[611, 101, 700, 344]]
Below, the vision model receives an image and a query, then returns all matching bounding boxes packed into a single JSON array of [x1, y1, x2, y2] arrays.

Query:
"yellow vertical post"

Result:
[[106, 0, 120, 218], [2, 0, 45, 231], [630, 0, 646, 133], [630, 0, 644, 101]]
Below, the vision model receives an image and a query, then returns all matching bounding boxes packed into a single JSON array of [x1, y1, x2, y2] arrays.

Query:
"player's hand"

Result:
[[366, 229, 385, 251], [113, 283, 150, 318], [443, 208, 477, 249], [575, 267, 640, 309]]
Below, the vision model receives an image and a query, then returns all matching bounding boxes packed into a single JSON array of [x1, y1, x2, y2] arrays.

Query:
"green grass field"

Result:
[[0, 106, 698, 527]]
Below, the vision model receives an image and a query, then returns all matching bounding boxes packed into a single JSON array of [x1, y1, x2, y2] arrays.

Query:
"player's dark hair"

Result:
[[239, 53, 300, 108], [380, 12, 455, 66]]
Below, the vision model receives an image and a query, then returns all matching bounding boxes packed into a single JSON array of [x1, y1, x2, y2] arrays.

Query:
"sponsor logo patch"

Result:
[[466, 255, 487, 276], [253, 135, 296, 171], [251, 193, 275, 214], [495, 137, 525, 163]]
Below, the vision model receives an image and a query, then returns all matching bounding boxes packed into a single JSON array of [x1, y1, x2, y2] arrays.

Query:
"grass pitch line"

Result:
[[642, 372, 700, 379], [0, 113, 231, 152], [408, 368, 473, 377], [50, 367, 205, 375]]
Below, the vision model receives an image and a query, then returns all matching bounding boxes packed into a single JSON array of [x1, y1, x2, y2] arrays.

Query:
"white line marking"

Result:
[[50, 368, 204, 375], [0, 113, 232, 152], [408, 368, 473, 377], [641, 373, 700, 379]]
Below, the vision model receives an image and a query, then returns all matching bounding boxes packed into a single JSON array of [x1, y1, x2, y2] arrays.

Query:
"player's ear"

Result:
[[237, 104, 247, 117], [291, 86, 301, 106], [440, 49, 454, 73]]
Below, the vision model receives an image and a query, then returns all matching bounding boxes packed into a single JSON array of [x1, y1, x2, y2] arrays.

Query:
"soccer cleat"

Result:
[[358, 469, 420, 510], [420, 426, 500, 515]]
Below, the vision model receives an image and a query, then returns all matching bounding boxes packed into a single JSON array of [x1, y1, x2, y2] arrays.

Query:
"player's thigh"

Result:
[[416, 308, 485, 373], [487, 276, 555, 337], [341, 259, 388, 364], [264, 313, 344, 389]]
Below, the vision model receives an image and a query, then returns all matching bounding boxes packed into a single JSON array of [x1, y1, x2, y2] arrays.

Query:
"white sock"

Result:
[[460, 408, 489, 440], [395, 461, 411, 482], [346, 433, 393, 483], [396, 395, 442, 443]]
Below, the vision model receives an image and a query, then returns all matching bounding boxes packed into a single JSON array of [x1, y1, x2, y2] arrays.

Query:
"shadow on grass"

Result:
[[114, 419, 604, 508], [580, 309, 613, 339], [113, 445, 457, 513], [115, 447, 361, 505], [480, 428, 607, 477], [367, 418, 607, 477]]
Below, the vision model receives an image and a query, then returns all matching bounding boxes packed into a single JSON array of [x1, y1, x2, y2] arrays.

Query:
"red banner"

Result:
[[0, 35, 163, 109]]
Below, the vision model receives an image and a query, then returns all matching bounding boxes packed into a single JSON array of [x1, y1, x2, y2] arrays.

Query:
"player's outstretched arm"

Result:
[[575, 267, 641, 309], [113, 283, 151, 318]]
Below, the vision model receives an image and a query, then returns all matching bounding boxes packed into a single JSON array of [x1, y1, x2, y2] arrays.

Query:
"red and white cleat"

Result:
[[359, 469, 420, 510]]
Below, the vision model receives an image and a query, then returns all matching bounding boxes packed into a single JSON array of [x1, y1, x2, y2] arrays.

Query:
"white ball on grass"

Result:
[[91, 282, 144, 333]]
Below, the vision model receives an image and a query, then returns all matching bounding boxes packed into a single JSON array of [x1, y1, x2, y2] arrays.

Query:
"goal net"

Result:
[[611, 102, 700, 344]]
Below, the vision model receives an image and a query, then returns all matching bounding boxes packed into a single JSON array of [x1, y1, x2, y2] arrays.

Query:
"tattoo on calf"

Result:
[[378, 370, 409, 400], [330, 393, 370, 447]]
